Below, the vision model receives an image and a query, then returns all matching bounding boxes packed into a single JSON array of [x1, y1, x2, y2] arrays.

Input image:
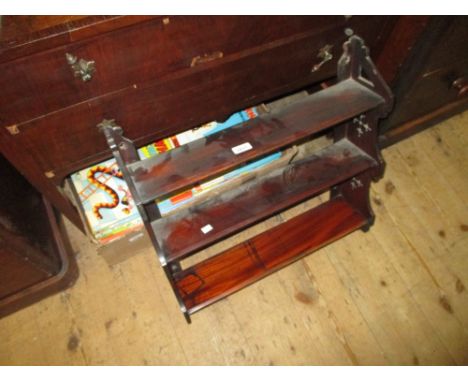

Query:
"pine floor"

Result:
[[0, 111, 467, 366]]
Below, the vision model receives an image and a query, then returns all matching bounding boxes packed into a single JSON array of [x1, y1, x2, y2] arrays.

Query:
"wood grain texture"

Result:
[[99, 34, 392, 321], [131, 80, 383, 203], [0, 16, 396, 230], [0, 16, 158, 63], [175, 198, 366, 314], [5, 17, 391, 182], [0, 112, 466, 365], [2, 16, 351, 126], [1, 16, 87, 40], [152, 139, 376, 262]]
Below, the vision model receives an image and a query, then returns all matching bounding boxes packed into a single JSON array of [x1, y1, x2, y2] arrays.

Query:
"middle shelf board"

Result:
[[129, 78, 384, 204], [151, 138, 376, 263]]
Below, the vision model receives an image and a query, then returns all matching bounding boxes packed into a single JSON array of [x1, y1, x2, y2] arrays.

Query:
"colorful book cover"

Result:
[[156, 151, 282, 215], [70, 158, 142, 244], [70, 107, 280, 244]]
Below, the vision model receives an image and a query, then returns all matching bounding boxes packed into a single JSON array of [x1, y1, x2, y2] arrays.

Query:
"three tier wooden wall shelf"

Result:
[[100, 35, 393, 323]]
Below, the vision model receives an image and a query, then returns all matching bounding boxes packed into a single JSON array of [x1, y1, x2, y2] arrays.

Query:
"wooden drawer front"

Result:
[[1, 16, 358, 127], [389, 59, 468, 127], [7, 17, 392, 180]]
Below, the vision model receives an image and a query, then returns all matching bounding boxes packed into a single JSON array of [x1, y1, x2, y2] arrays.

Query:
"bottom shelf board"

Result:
[[153, 138, 375, 262], [174, 197, 367, 315]]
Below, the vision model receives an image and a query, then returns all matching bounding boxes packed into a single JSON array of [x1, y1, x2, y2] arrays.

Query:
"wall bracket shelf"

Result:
[[100, 35, 393, 323]]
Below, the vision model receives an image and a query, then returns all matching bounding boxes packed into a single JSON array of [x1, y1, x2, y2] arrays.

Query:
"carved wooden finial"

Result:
[[97, 119, 118, 131]]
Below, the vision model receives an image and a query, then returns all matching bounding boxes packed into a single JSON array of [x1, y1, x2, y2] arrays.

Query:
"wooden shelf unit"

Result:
[[100, 35, 393, 323], [176, 198, 367, 314], [152, 139, 376, 263], [127, 79, 384, 204]]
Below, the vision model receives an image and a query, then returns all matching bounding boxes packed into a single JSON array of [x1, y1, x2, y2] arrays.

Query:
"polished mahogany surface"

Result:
[[130, 79, 383, 203], [152, 139, 376, 262], [174, 198, 366, 314], [0, 16, 397, 230]]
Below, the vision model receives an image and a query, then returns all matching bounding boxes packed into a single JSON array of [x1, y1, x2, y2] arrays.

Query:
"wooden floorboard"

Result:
[[0, 111, 467, 365]]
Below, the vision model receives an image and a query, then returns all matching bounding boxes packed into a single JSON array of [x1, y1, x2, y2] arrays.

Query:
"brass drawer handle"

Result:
[[452, 77, 468, 97], [311, 44, 333, 72], [190, 51, 223, 67], [65, 53, 96, 82]]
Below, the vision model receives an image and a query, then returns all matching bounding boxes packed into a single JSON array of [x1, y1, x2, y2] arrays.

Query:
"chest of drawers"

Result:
[[380, 16, 468, 145], [0, 16, 397, 230]]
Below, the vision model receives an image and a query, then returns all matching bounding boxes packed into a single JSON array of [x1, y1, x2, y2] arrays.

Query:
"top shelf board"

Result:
[[128, 78, 384, 204]]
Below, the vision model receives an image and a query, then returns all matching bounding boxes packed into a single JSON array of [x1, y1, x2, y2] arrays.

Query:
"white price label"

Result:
[[201, 224, 214, 234], [231, 142, 253, 155]]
